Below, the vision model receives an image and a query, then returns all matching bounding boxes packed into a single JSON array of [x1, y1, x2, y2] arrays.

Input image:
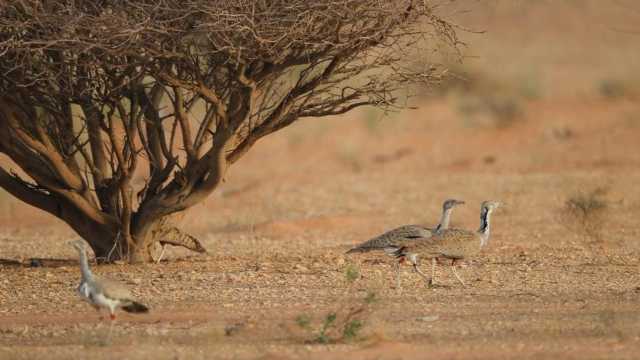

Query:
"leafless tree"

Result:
[[0, 0, 460, 262]]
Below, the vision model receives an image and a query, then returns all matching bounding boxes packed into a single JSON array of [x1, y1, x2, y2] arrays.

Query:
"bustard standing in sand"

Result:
[[346, 199, 465, 288], [70, 240, 149, 325], [387, 200, 501, 287]]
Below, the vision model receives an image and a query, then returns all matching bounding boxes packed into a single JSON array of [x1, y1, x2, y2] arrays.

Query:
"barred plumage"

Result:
[[159, 227, 207, 253], [346, 199, 465, 254], [345, 224, 433, 254], [154, 226, 207, 263], [389, 200, 501, 287], [346, 199, 465, 288]]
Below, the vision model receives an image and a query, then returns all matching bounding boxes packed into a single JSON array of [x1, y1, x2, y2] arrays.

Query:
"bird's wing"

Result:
[[374, 225, 434, 246], [93, 276, 134, 301], [352, 225, 434, 252], [391, 225, 434, 239]]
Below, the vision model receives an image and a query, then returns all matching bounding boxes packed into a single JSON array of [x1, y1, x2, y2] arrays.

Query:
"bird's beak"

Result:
[[456, 200, 466, 205]]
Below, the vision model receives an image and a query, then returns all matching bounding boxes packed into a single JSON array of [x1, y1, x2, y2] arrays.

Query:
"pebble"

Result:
[[416, 315, 440, 322], [294, 264, 309, 272]]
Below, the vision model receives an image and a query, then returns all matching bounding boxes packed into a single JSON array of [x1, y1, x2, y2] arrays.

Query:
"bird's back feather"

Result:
[[346, 225, 434, 253], [92, 276, 134, 301]]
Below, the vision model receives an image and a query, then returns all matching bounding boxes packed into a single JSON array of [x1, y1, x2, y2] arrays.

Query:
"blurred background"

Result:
[[1, 0, 639, 260]]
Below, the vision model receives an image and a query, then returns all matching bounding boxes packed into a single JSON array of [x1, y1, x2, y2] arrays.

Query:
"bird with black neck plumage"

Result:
[[387, 201, 501, 287]]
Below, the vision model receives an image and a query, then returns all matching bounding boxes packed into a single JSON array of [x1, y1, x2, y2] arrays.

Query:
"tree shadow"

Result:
[[0, 258, 77, 268]]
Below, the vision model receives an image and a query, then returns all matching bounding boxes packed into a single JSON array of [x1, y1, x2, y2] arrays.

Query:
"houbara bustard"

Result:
[[70, 240, 149, 326], [346, 199, 465, 288], [387, 200, 501, 287]]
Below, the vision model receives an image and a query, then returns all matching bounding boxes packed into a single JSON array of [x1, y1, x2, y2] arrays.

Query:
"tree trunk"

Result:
[[0, 96, 211, 264], [71, 217, 161, 263], [80, 214, 204, 263], [60, 207, 155, 263]]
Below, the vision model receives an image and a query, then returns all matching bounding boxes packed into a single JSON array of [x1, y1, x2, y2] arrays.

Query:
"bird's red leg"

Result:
[[107, 311, 116, 339]]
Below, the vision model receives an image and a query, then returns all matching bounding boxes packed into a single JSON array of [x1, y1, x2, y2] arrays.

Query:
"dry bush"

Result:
[[428, 64, 527, 128], [561, 187, 610, 243], [455, 93, 523, 128], [425, 63, 498, 97], [0, 0, 460, 263], [598, 79, 627, 99]]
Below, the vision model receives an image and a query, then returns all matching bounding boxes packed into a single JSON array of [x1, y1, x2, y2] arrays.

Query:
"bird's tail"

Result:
[[122, 301, 149, 314], [345, 246, 371, 254]]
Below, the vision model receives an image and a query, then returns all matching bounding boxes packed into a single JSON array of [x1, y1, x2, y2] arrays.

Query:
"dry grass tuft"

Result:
[[433, 64, 526, 129], [598, 79, 627, 100], [455, 93, 524, 128], [561, 187, 610, 242]]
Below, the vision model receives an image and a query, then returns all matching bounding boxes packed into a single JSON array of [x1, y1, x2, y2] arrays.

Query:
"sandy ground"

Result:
[[2, 1, 640, 359]]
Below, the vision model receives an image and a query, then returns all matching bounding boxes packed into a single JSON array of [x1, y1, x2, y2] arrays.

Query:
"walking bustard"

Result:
[[386, 200, 501, 287], [70, 240, 149, 324], [346, 199, 465, 288]]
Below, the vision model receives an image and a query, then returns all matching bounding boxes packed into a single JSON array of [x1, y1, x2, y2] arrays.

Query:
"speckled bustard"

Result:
[[387, 200, 501, 287], [346, 199, 465, 288], [71, 240, 149, 326]]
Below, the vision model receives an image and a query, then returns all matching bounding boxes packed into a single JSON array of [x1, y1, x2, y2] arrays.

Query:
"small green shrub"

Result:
[[315, 312, 337, 344], [344, 263, 360, 283], [295, 314, 311, 329], [295, 290, 377, 344], [342, 320, 364, 341], [364, 291, 378, 304]]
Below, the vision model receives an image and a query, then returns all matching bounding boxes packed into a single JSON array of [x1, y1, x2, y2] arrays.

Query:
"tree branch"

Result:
[[172, 86, 196, 161], [0, 98, 86, 192], [0, 167, 57, 215]]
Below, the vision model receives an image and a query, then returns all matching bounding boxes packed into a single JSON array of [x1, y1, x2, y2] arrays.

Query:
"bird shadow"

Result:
[[0, 257, 77, 268], [427, 283, 453, 289]]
